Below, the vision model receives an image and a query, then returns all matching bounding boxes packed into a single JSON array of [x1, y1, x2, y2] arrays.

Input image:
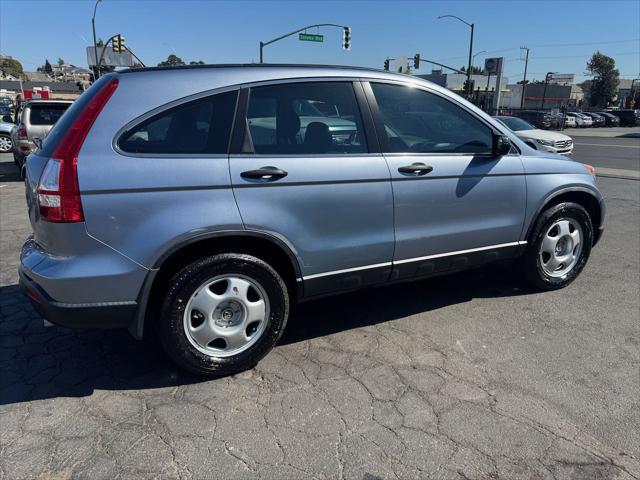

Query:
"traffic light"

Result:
[[342, 27, 351, 51], [383, 59, 390, 71], [413, 53, 420, 70], [112, 34, 126, 53]]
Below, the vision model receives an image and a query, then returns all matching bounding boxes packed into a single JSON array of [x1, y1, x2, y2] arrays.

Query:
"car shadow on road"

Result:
[[0, 264, 536, 405], [0, 157, 22, 183]]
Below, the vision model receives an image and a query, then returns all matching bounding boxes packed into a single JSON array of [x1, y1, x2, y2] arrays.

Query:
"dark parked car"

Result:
[[612, 109, 640, 127], [511, 110, 553, 129], [596, 112, 620, 127], [582, 113, 606, 127]]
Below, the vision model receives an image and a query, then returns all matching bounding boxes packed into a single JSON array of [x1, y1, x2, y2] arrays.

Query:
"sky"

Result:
[[0, 0, 638, 83]]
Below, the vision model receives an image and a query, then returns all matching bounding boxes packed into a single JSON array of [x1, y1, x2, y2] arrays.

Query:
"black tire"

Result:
[[158, 253, 289, 376], [522, 202, 593, 290]]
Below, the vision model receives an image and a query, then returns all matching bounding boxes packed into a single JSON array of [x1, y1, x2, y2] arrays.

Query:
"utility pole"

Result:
[[91, 0, 102, 80], [520, 46, 529, 109]]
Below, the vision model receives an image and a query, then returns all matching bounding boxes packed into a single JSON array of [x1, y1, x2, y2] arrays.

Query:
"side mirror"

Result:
[[1, 115, 13, 123], [493, 134, 511, 156], [33, 136, 43, 150]]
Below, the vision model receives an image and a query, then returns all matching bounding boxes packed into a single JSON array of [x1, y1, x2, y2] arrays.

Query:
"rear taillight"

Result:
[[18, 124, 27, 139], [37, 77, 118, 223]]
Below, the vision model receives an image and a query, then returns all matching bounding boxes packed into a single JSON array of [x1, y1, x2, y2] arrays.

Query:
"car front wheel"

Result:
[[159, 253, 289, 376], [522, 202, 593, 290]]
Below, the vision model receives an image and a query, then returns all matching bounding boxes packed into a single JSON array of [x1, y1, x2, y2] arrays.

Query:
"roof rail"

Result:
[[119, 63, 389, 75]]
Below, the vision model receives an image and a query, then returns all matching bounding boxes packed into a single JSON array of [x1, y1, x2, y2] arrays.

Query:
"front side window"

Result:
[[246, 82, 367, 155], [370, 83, 493, 154], [119, 90, 237, 154]]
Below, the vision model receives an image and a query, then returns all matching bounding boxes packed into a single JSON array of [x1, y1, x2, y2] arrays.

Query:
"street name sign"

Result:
[[299, 33, 324, 42]]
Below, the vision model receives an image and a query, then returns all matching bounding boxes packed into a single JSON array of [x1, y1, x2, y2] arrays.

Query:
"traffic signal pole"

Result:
[[259, 23, 349, 63]]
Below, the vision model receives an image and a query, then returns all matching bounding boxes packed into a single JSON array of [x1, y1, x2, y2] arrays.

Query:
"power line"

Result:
[[526, 51, 639, 60], [527, 38, 640, 48], [431, 39, 639, 64]]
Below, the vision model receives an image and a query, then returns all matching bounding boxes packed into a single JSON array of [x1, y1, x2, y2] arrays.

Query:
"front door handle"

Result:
[[240, 166, 288, 181], [398, 162, 433, 176]]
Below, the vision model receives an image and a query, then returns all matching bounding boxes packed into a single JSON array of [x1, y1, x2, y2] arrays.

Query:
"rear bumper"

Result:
[[19, 266, 136, 329], [19, 235, 148, 331]]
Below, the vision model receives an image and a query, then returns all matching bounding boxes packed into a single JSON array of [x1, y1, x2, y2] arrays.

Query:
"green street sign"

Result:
[[299, 33, 324, 42]]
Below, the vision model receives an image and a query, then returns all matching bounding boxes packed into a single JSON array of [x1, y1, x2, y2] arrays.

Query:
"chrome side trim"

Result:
[[301, 241, 527, 280], [302, 261, 393, 280], [393, 241, 527, 265]]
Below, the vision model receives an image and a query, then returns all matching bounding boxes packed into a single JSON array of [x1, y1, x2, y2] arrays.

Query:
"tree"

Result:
[[585, 51, 619, 107], [158, 54, 185, 67], [0, 57, 24, 79], [460, 65, 484, 74], [44, 59, 53, 74], [189, 60, 205, 65], [57, 57, 65, 66]]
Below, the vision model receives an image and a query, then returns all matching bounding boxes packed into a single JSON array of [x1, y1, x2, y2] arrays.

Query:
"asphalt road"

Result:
[[572, 136, 640, 172], [0, 152, 639, 479]]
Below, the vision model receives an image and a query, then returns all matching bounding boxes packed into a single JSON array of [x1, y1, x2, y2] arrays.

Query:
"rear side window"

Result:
[[28, 104, 70, 125], [119, 90, 237, 154], [245, 82, 367, 155]]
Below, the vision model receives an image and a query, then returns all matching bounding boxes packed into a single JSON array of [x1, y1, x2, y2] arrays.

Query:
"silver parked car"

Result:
[[11, 99, 73, 171], [0, 115, 15, 153], [20, 65, 605, 375]]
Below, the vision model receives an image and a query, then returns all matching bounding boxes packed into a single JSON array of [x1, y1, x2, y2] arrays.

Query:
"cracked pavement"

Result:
[[1, 153, 638, 479]]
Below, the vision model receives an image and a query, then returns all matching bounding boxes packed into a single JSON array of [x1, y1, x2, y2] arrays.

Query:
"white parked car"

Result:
[[564, 115, 576, 128], [572, 112, 593, 127], [494, 116, 573, 155]]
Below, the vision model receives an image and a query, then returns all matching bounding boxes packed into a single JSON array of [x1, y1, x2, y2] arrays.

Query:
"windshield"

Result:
[[496, 116, 535, 131]]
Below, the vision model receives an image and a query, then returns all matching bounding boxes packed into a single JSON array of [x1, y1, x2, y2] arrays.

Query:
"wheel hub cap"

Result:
[[183, 275, 270, 357], [539, 219, 583, 278]]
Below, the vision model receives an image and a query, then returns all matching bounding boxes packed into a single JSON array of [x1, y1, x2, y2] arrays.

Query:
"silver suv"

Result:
[[11, 99, 73, 173], [19, 65, 605, 375]]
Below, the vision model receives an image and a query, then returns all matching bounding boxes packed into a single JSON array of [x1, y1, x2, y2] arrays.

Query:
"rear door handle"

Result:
[[398, 163, 433, 176], [240, 166, 288, 181]]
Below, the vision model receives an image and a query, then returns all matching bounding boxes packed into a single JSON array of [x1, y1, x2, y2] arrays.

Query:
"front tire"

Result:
[[522, 202, 593, 290], [159, 253, 289, 376]]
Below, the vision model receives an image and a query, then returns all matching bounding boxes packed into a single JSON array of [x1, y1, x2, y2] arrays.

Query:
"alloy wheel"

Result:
[[0, 135, 12, 153]]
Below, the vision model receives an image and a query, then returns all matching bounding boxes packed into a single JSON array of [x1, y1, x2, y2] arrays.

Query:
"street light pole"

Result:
[[91, 0, 102, 80], [437, 15, 474, 97]]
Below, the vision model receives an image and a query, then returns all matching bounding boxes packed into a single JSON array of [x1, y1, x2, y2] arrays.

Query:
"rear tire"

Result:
[[522, 202, 593, 290], [158, 253, 289, 376]]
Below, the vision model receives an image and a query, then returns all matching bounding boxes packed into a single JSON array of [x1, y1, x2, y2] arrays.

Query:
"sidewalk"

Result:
[[564, 127, 640, 138]]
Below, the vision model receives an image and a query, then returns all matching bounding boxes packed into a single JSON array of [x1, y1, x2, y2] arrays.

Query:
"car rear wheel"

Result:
[[522, 202, 593, 290], [158, 253, 289, 376], [0, 134, 12, 153]]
